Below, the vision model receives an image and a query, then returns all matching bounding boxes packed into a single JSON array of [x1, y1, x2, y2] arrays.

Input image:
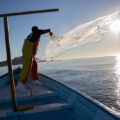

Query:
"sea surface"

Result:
[[0, 56, 120, 114]]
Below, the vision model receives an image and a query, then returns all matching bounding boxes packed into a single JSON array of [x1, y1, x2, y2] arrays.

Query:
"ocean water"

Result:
[[38, 56, 120, 114], [0, 56, 120, 114]]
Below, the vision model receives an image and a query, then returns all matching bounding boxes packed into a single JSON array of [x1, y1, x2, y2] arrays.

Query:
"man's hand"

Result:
[[49, 30, 54, 37]]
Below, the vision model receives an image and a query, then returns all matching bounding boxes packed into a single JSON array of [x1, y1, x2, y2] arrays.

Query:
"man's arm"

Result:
[[40, 29, 53, 36]]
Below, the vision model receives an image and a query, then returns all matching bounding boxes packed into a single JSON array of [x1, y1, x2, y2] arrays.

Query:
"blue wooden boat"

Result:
[[0, 67, 120, 120]]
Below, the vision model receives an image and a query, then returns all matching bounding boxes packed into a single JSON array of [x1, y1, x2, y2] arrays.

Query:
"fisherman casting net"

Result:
[[43, 11, 120, 61]]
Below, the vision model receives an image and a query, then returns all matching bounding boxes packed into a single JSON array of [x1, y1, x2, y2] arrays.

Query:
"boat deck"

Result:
[[0, 82, 54, 99], [0, 69, 120, 120], [0, 80, 60, 110], [0, 80, 73, 120]]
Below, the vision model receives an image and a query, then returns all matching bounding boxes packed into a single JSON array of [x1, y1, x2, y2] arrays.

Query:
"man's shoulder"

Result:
[[35, 30, 43, 34]]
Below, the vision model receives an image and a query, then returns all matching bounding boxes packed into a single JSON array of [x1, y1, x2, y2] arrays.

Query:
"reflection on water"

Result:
[[115, 55, 120, 108], [39, 56, 120, 115]]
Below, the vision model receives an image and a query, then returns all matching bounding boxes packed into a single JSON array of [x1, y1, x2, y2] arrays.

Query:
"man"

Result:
[[16, 26, 53, 92]]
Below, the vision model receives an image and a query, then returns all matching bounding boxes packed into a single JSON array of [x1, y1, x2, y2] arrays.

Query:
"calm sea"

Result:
[[0, 56, 120, 114]]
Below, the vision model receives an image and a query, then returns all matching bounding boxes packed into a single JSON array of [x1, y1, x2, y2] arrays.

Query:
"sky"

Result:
[[0, 0, 120, 61]]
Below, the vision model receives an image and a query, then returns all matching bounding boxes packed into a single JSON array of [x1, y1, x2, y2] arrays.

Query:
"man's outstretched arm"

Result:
[[40, 29, 53, 36]]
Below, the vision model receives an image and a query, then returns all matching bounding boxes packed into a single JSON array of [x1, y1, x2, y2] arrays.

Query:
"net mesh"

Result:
[[43, 11, 120, 61]]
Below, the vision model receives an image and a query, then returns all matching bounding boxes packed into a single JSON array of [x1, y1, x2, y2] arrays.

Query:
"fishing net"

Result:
[[44, 11, 120, 61]]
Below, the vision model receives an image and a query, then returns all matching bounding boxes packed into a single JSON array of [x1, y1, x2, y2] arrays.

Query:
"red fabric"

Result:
[[32, 40, 39, 56], [30, 57, 38, 80]]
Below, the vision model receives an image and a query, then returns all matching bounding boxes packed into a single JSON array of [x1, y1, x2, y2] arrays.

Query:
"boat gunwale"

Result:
[[38, 73, 120, 119]]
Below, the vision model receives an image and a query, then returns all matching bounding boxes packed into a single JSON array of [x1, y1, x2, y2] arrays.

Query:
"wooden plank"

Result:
[[4, 16, 17, 112], [0, 103, 72, 119], [0, 9, 59, 17], [4, 17, 33, 112], [25, 102, 72, 114]]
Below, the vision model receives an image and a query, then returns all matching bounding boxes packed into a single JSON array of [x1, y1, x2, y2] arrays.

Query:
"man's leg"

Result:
[[16, 40, 34, 93], [30, 58, 43, 86], [18, 40, 34, 84], [30, 57, 38, 81], [19, 55, 32, 84]]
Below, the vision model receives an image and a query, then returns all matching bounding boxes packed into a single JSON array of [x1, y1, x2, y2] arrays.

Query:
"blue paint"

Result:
[[0, 67, 120, 120]]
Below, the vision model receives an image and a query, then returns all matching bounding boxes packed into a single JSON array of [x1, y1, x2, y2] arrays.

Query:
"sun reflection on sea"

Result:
[[114, 55, 120, 111]]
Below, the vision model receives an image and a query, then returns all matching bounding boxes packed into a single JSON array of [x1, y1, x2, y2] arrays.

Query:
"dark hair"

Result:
[[32, 26, 39, 32]]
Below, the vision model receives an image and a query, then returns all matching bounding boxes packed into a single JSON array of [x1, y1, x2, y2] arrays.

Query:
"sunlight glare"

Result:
[[115, 54, 120, 105], [109, 20, 120, 33]]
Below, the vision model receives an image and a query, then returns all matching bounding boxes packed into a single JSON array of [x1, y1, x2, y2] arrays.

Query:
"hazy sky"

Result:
[[0, 0, 120, 61]]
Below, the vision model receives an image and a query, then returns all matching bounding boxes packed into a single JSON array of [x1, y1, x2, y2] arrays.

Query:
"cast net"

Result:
[[43, 11, 120, 61]]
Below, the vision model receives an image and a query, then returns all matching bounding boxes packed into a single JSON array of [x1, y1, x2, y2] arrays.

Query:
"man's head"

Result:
[[32, 26, 39, 32]]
